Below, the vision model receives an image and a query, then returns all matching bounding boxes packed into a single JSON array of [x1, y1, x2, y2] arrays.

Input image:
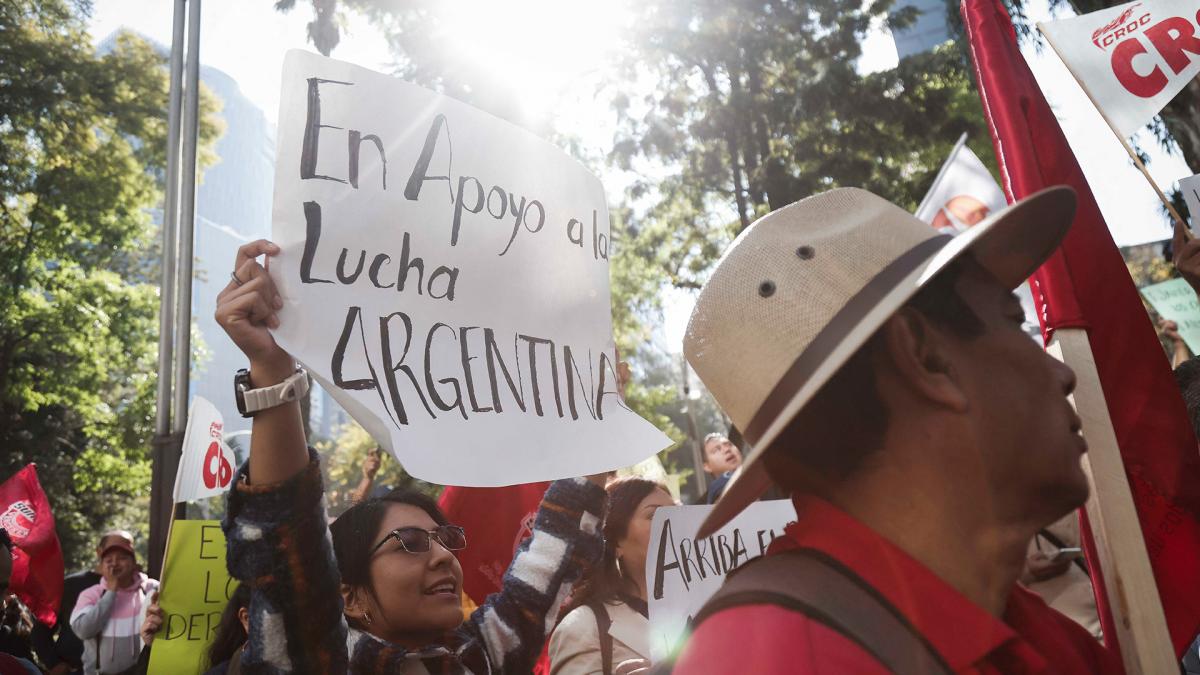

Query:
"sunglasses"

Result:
[[371, 525, 467, 556]]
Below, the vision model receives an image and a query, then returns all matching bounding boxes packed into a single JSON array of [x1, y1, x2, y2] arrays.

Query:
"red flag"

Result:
[[440, 482, 553, 673], [962, 0, 1200, 656], [0, 465, 63, 626], [438, 482, 550, 604]]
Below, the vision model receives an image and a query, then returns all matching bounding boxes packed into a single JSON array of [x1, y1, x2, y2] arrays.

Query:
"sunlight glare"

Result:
[[435, 0, 632, 117]]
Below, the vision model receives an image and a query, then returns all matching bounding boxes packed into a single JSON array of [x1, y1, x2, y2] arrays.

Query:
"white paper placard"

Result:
[[645, 500, 797, 661], [269, 51, 671, 485], [1180, 172, 1200, 226], [1039, 0, 1200, 137], [1141, 277, 1200, 353]]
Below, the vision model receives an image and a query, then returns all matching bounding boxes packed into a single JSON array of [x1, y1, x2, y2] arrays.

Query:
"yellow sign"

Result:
[[147, 520, 236, 674]]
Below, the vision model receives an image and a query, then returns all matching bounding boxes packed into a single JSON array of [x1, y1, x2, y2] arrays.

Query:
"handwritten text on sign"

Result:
[[645, 500, 797, 662], [1141, 277, 1200, 354], [146, 521, 234, 675], [269, 51, 670, 485]]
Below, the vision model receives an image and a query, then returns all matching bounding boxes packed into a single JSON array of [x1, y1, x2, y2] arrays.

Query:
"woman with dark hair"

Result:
[[549, 477, 675, 675], [203, 583, 251, 674], [214, 240, 609, 673]]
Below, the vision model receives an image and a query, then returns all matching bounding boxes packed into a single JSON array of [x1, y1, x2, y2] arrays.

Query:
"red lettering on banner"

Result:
[[1145, 15, 1200, 73], [1093, 4, 1143, 49], [1112, 38, 1169, 97], [202, 442, 233, 490]]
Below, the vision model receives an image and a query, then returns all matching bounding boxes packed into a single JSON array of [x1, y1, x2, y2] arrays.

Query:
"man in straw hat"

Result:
[[671, 187, 1120, 673]]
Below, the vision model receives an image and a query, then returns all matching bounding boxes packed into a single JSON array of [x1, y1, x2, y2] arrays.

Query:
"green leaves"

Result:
[[0, 0, 219, 568]]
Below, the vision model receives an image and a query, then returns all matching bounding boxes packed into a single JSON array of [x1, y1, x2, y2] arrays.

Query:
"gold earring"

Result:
[[363, 609, 373, 626]]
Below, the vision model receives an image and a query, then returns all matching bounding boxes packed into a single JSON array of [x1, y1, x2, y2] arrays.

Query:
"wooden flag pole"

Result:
[[1046, 330, 1176, 674], [1038, 25, 1191, 237]]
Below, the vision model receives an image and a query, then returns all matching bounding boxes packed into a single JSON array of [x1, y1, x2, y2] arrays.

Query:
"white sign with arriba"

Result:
[[645, 500, 797, 662], [1039, 0, 1200, 137], [268, 50, 670, 486]]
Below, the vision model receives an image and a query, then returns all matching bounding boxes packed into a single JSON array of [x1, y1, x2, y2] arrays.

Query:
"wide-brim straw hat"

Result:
[[685, 185, 1076, 538]]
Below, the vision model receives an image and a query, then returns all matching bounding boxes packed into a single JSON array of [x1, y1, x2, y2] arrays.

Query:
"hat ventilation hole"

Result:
[[758, 281, 776, 298], [796, 245, 815, 260]]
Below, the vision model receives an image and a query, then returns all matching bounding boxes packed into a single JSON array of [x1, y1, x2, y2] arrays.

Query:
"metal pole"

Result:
[[148, 0, 189, 581], [172, 0, 202, 433], [681, 354, 708, 499], [155, 0, 186, 437]]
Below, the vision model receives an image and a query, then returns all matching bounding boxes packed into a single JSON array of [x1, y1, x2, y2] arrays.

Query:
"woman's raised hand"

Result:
[[214, 240, 290, 370]]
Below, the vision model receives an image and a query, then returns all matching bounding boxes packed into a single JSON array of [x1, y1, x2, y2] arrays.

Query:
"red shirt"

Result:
[[673, 495, 1123, 674]]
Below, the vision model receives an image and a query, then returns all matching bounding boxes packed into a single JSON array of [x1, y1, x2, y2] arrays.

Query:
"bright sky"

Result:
[[88, 0, 1195, 355]]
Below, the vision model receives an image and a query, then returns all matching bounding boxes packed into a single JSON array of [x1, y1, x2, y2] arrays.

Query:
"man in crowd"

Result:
[[674, 187, 1119, 672], [69, 536, 157, 675], [701, 433, 742, 504], [31, 531, 135, 675]]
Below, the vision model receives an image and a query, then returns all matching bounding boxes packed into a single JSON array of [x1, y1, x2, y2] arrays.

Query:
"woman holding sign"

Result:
[[549, 478, 674, 675], [213, 240, 609, 673]]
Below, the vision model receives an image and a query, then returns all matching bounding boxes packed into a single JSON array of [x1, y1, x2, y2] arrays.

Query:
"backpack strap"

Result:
[[692, 548, 953, 675], [586, 600, 614, 675]]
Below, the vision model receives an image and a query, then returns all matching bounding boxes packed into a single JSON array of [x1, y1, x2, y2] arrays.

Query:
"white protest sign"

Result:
[[269, 51, 671, 486], [1039, 0, 1200, 138], [1141, 277, 1200, 353], [1180, 172, 1200, 225], [645, 500, 797, 661], [173, 397, 236, 503]]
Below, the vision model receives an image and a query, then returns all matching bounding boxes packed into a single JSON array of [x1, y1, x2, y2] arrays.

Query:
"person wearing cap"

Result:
[[672, 187, 1120, 673], [69, 536, 158, 675], [32, 530, 138, 675]]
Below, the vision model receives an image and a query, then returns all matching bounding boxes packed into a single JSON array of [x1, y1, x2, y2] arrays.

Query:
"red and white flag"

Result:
[[964, 0, 1200, 655], [0, 464, 63, 626], [173, 396, 237, 503], [915, 134, 1008, 233], [1039, 0, 1200, 137]]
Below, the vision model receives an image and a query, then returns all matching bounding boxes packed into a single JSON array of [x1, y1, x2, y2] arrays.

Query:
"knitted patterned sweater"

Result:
[[222, 449, 605, 674]]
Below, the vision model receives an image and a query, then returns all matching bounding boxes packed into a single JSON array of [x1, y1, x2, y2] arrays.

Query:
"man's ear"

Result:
[[879, 308, 969, 413]]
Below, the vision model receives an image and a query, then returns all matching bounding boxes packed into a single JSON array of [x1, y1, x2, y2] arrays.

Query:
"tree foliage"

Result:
[[612, 1, 987, 287], [0, 0, 222, 568]]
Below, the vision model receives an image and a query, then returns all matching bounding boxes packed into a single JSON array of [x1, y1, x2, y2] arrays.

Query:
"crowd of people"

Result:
[[7, 185, 1200, 674]]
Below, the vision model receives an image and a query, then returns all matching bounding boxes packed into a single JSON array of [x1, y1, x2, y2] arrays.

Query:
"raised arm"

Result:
[[68, 586, 113, 640], [214, 239, 307, 483], [464, 475, 607, 673], [216, 240, 348, 673]]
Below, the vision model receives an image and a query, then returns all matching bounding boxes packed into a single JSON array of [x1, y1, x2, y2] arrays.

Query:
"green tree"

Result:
[[613, 1, 986, 255], [0, 0, 222, 568]]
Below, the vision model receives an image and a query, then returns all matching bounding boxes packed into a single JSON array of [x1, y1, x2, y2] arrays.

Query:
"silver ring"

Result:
[[231, 270, 244, 287]]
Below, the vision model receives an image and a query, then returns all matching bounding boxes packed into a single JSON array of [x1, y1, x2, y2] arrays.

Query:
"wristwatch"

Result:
[[234, 366, 310, 418]]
